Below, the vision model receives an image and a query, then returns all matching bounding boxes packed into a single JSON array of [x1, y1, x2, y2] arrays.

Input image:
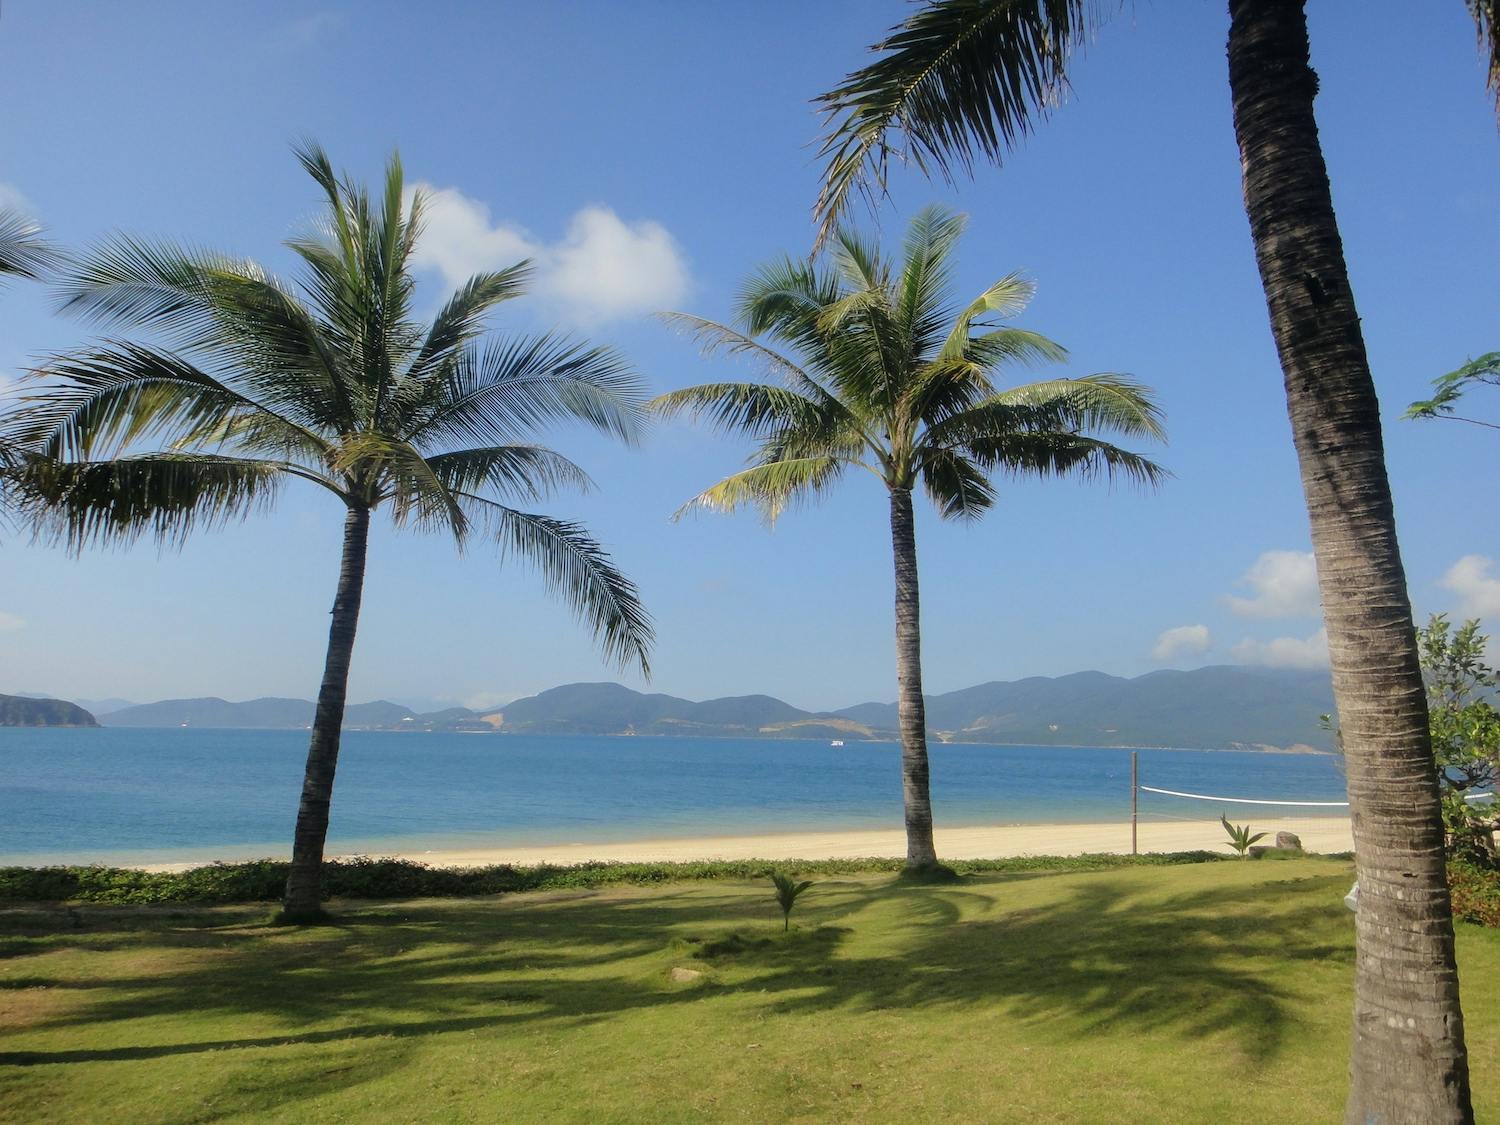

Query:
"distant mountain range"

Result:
[[482, 667, 1334, 750], [11, 665, 1337, 750]]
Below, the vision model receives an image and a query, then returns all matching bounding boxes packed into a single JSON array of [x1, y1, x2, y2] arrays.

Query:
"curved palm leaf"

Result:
[[403, 334, 646, 448], [813, 0, 1108, 242], [24, 453, 286, 550], [459, 493, 653, 674], [671, 456, 849, 524], [0, 208, 59, 282]]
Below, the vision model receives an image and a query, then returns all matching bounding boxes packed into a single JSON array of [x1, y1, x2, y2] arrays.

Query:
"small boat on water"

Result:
[[830, 739, 845, 747]]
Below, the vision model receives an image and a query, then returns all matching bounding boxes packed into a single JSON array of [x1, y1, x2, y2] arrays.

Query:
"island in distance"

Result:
[[0, 693, 99, 727], [36, 666, 1336, 752]]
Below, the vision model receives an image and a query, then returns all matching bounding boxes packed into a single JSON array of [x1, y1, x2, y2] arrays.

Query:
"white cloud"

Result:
[[1440, 554, 1500, 618], [407, 185, 689, 324], [1232, 627, 1329, 670], [281, 12, 342, 48], [0, 183, 30, 214], [0, 612, 25, 632], [1225, 550, 1321, 618], [540, 207, 689, 323], [1152, 624, 1211, 662]]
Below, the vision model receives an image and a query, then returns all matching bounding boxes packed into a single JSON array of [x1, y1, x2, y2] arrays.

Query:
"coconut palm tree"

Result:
[[655, 206, 1164, 872], [0, 207, 59, 513], [11, 144, 653, 922], [812, 2, 1483, 1118]]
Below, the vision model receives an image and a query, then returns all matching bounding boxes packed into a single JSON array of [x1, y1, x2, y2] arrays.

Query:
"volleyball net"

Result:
[[1132, 783, 1354, 855], [1129, 759, 1495, 856]]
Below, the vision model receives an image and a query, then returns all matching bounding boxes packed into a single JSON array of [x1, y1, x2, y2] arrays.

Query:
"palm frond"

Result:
[[813, 0, 1107, 243], [21, 453, 287, 550], [649, 382, 841, 440], [966, 430, 1167, 486], [655, 312, 849, 415], [459, 494, 654, 675], [981, 374, 1166, 439], [16, 343, 329, 464], [1469, 1, 1500, 115], [919, 445, 996, 519], [404, 334, 646, 449], [939, 271, 1039, 360], [57, 237, 360, 430], [0, 208, 60, 282], [673, 456, 846, 524], [424, 444, 592, 503]]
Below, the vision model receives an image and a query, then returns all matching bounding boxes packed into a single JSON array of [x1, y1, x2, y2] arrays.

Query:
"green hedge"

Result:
[[0, 851, 1231, 906]]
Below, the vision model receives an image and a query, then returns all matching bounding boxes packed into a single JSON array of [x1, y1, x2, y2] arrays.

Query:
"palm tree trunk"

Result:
[[889, 486, 939, 868], [1227, 2, 1472, 1120], [282, 503, 372, 922]]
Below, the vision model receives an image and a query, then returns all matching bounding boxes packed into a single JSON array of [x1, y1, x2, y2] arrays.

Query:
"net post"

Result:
[[1131, 751, 1138, 856]]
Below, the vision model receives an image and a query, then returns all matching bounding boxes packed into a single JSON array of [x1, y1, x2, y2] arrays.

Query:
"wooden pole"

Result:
[[1131, 750, 1138, 856]]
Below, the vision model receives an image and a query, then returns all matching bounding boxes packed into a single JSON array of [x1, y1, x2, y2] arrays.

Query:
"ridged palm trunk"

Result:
[[282, 504, 372, 922], [889, 486, 939, 868], [1227, 2, 1472, 1119]]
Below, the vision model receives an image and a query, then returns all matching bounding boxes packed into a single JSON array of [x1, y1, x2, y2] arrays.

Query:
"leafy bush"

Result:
[[1448, 860, 1500, 927], [0, 850, 1233, 906]]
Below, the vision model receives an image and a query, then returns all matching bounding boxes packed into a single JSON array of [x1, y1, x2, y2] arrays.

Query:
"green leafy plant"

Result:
[[1221, 815, 1267, 859], [770, 872, 814, 931]]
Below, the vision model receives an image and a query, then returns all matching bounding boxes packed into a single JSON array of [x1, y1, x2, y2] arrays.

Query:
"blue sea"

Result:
[[0, 728, 1350, 865]]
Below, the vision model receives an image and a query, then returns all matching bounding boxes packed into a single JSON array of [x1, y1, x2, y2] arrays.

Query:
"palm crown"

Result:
[[13, 143, 652, 671], [656, 206, 1165, 519]]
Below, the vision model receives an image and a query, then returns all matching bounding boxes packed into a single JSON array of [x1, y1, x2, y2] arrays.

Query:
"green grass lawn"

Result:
[[1, 858, 1496, 1123]]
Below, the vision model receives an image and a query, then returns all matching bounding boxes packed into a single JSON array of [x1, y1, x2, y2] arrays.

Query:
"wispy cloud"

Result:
[[407, 184, 690, 325], [1232, 627, 1329, 670], [1151, 624, 1210, 662], [1225, 550, 1320, 618], [0, 183, 34, 216], [1441, 554, 1500, 618], [0, 611, 26, 633], [281, 11, 343, 49]]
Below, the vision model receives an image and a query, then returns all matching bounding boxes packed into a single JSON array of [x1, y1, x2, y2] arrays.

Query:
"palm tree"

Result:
[[0, 207, 59, 513], [11, 144, 653, 922], [655, 206, 1164, 872], [812, 2, 1481, 1118]]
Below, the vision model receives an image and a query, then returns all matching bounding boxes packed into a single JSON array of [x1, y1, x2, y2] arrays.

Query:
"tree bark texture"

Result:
[[1227, 2, 1472, 1120], [889, 486, 939, 868], [282, 503, 372, 921]]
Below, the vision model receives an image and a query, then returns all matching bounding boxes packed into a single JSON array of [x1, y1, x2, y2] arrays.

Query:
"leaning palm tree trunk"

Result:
[[283, 504, 372, 921], [1228, 1, 1472, 1119], [889, 487, 939, 868]]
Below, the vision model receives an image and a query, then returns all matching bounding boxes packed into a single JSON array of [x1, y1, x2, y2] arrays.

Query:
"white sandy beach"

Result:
[[137, 816, 1354, 872]]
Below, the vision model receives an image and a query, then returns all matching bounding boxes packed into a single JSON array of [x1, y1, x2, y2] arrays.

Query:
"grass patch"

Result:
[[1, 857, 1497, 1122]]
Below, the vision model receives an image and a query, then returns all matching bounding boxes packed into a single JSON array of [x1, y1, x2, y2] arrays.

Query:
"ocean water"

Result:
[[0, 727, 1349, 865]]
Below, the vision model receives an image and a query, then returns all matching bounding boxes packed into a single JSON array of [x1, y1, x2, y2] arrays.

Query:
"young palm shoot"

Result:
[[656, 207, 1165, 874], [771, 872, 815, 932], [11, 144, 653, 922], [1221, 815, 1268, 859]]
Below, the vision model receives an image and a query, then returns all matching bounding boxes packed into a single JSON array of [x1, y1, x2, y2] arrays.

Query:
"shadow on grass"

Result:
[[0, 865, 1353, 1088]]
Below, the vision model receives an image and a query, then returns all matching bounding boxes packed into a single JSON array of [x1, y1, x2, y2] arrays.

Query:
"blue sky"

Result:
[[1, 1, 1497, 713]]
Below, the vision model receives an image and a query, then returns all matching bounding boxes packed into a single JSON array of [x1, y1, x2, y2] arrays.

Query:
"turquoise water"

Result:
[[0, 727, 1349, 864]]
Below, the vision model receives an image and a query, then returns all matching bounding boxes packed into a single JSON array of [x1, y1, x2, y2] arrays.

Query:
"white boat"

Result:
[[830, 739, 845, 747]]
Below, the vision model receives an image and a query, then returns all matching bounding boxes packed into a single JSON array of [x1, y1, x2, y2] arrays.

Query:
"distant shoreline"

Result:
[[2, 815, 1356, 873], [30, 725, 1336, 755]]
